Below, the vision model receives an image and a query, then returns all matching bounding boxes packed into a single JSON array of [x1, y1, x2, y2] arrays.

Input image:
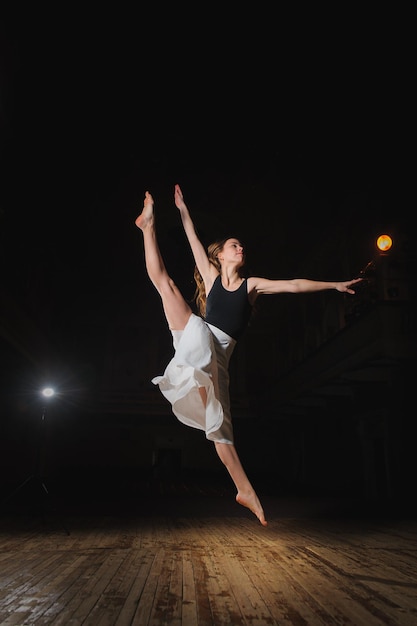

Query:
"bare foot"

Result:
[[236, 492, 268, 527], [135, 191, 154, 230]]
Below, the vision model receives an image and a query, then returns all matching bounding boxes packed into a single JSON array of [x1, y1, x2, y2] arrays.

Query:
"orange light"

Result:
[[376, 234, 392, 252]]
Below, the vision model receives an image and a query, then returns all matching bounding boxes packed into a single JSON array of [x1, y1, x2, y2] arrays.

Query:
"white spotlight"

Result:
[[41, 387, 55, 398]]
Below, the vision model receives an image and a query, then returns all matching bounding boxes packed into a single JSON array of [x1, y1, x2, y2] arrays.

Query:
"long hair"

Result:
[[193, 238, 246, 317]]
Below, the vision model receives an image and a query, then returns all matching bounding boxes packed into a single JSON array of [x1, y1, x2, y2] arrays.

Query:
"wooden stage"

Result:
[[1, 487, 416, 625]]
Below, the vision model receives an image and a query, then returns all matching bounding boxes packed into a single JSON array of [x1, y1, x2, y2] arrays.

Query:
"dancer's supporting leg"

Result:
[[215, 441, 267, 526], [198, 386, 268, 527]]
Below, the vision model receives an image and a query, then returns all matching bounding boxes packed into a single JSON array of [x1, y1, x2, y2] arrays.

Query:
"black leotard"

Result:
[[205, 275, 252, 340]]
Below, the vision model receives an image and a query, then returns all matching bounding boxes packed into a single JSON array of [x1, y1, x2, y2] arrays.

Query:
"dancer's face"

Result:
[[218, 239, 245, 267]]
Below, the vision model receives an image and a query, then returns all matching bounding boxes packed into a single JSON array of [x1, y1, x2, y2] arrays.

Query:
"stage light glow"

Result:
[[41, 387, 55, 398], [376, 234, 393, 252]]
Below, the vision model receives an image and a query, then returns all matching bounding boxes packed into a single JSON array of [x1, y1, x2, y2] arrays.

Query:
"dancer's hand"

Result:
[[335, 277, 363, 294], [174, 184, 187, 212]]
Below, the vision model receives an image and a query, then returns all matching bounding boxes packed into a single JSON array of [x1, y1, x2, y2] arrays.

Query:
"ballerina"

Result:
[[135, 184, 362, 526]]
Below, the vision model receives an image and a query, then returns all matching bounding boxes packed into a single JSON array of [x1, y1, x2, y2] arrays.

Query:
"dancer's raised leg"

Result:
[[135, 191, 192, 330], [215, 442, 267, 526]]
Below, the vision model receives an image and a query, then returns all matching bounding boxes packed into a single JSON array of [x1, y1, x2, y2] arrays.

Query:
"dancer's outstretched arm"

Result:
[[248, 275, 363, 297]]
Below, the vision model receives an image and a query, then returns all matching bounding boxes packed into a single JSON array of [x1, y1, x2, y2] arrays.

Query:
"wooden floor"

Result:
[[1, 488, 417, 626]]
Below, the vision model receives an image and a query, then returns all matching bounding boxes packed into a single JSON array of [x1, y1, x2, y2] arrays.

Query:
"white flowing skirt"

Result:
[[152, 313, 236, 444]]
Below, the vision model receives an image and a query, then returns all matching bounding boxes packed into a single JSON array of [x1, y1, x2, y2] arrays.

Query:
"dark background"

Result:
[[0, 9, 413, 510]]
